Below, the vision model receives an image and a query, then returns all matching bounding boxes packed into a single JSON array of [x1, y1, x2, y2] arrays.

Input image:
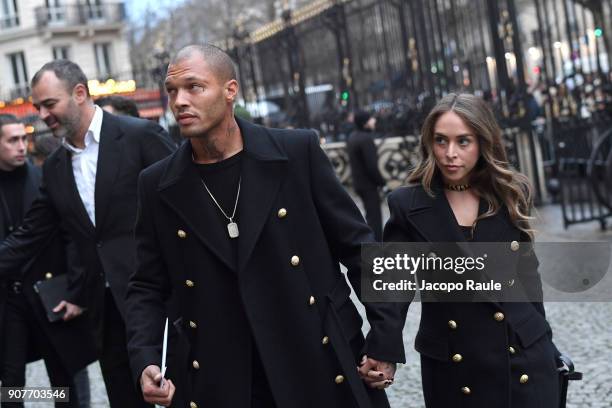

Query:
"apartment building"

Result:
[[0, 0, 131, 103]]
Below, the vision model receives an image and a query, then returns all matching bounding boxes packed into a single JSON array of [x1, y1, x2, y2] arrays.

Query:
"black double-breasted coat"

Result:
[[0, 162, 96, 375], [384, 185, 561, 408], [125, 118, 408, 408]]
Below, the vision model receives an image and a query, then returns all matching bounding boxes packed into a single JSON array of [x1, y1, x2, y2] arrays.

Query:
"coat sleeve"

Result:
[[0, 179, 59, 280], [139, 121, 176, 167], [307, 133, 407, 363], [125, 171, 172, 387]]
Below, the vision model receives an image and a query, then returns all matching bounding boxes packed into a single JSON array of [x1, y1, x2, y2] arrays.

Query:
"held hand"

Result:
[[140, 365, 175, 407], [357, 355, 397, 390], [52, 300, 83, 321]]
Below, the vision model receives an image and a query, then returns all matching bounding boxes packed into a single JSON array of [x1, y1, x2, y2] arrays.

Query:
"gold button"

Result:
[[185, 279, 195, 288], [189, 321, 197, 329], [322, 336, 329, 345], [510, 240, 519, 251], [308, 296, 316, 305], [335, 375, 345, 384], [452, 354, 463, 363], [520, 374, 529, 384], [177, 229, 187, 239], [192, 360, 200, 370], [45, 272, 53, 280], [509, 346, 516, 354], [448, 320, 458, 329], [291, 256, 300, 266], [461, 386, 471, 395], [494, 312, 505, 322], [278, 208, 287, 218], [190, 402, 198, 408]]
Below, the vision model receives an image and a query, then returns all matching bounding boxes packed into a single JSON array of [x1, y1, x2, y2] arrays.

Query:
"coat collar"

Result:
[[405, 181, 514, 244], [158, 117, 288, 273]]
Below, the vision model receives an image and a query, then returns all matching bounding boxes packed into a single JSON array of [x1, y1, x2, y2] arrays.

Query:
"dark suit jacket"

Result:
[[0, 162, 96, 375], [125, 118, 407, 408], [384, 184, 560, 408], [0, 112, 175, 325], [346, 130, 385, 191]]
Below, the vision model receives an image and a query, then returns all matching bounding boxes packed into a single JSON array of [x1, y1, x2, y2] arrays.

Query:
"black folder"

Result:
[[33, 274, 69, 323]]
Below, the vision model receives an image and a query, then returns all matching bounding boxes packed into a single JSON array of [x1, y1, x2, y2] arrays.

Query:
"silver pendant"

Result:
[[227, 222, 239, 238]]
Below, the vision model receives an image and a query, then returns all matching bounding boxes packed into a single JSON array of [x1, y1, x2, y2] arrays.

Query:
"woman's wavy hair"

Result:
[[408, 93, 534, 238]]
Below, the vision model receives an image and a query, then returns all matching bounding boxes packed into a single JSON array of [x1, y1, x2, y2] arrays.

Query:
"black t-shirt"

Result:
[[0, 165, 27, 235], [194, 151, 243, 220]]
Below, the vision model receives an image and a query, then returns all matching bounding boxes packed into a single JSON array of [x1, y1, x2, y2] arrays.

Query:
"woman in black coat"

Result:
[[384, 93, 561, 407]]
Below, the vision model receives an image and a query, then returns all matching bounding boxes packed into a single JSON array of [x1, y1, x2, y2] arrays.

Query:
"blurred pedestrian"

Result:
[[0, 114, 96, 408], [0, 60, 175, 407], [96, 95, 140, 117], [347, 110, 386, 241]]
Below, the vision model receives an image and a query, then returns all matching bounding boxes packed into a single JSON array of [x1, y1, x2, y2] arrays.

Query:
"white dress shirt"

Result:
[[62, 105, 103, 227]]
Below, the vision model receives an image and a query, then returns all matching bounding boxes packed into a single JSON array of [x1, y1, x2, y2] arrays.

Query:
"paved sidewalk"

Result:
[[23, 204, 612, 407]]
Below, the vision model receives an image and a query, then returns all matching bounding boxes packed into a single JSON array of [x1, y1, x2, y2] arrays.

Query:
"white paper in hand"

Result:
[[155, 317, 169, 408]]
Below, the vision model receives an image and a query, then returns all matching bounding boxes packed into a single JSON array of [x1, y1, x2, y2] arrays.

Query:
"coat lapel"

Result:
[[94, 112, 122, 230], [55, 148, 95, 234], [158, 142, 238, 272], [405, 186, 466, 244], [235, 119, 288, 273], [22, 163, 40, 209]]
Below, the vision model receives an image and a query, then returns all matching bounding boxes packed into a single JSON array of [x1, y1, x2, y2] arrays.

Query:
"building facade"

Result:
[[0, 0, 131, 103]]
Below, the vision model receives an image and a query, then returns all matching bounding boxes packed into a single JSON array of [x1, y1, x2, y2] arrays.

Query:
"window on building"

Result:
[[86, 0, 103, 20], [46, 0, 64, 23], [7, 52, 29, 97], [1, 0, 20, 28], [52, 45, 70, 60], [94, 43, 112, 78]]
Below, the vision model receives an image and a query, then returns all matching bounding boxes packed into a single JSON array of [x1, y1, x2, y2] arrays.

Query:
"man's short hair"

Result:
[[96, 95, 140, 118], [170, 44, 237, 83], [31, 59, 90, 97], [0, 114, 21, 140], [32, 133, 61, 160]]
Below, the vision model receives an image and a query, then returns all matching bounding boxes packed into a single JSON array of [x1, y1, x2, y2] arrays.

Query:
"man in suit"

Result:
[[346, 110, 386, 241], [125, 44, 407, 408], [0, 114, 96, 407], [0, 60, 175, 407]]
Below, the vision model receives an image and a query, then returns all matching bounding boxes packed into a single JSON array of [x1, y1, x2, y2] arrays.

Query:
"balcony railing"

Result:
[[34, 3, 125, 28], [0, 14, 20, 29]]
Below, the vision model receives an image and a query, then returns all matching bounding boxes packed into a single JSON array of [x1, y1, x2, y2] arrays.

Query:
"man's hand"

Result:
[[52, 300, 83, 321], [357, 355, 397, 390], [140, 365, 175, 407]]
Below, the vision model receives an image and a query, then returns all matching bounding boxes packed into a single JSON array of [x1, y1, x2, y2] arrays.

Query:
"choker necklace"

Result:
[[445, 183, 471, 191]]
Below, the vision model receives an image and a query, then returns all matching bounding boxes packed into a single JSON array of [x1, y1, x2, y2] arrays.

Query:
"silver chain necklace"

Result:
[[199, 177, 241, 238]]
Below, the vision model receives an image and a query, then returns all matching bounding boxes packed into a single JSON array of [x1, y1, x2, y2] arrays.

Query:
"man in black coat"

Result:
[[0, 60, 175, 407], [0, 114, 96, 407], [347, 110, 386, 241], [126, 44, 407, 408]]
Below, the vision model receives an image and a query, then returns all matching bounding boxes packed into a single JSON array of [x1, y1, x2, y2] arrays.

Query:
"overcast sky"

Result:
[[125, 0, 187, 20]]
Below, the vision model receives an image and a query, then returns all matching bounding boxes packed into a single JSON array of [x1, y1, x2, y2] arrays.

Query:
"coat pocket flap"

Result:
[[512, 312, 551, 348]]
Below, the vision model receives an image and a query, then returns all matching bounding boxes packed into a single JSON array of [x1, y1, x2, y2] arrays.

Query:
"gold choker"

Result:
[[445, 184, 471, 191]]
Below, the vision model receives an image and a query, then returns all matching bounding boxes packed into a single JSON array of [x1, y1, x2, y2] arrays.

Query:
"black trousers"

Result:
[[356, 188, 383, 242], [98, 289, 150, 408], [0, 290, 78, 408]]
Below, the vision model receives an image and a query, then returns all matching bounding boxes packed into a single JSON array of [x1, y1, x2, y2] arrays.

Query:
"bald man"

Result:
[[125, 44, 407, 408]]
